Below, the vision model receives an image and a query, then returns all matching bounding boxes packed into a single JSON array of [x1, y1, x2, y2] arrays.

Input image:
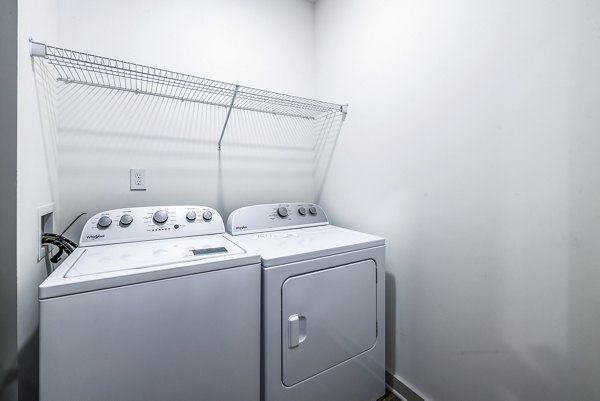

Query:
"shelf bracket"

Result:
[[29, 39, 47, 58], [341, 104, 349, 122], [218, 84, 240, 151]]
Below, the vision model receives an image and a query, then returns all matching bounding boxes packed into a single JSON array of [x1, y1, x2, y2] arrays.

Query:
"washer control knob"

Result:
[[97, 216, 112, 228], [153, 210, 169, 224], [186, 211, 197, 222], [202, 210, 213, 221], [308, 206, 317, 215], [298, 207, 307, 216], [119, 214, 133, 226], [277, 207, 289, 218]]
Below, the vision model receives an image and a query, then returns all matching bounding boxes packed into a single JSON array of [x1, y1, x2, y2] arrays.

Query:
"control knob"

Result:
[[202, 210, 213, 221], [309, 206, 317, 215], [186, 211, 197, 222], [97, 216, 112, 229], [120, 214, 133, 226], [277, 207, 289, 218], [153, 210, 169, 224], [298, 207, 307, 216]]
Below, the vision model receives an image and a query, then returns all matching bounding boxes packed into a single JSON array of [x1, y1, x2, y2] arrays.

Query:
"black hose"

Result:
[[60, 212, 87, 237], [42, 237, 72, 255], [42, 232, 77, 249]]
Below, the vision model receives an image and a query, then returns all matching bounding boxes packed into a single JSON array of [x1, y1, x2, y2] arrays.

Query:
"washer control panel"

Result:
[[79, 205, 224, 246], [226, 203, 328, 235]]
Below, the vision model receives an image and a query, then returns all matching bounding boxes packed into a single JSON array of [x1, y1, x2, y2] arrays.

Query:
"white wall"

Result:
[[17, 0, 59, 399], [52, 0, 318, 236], [315, 0, 600, 400], [21, 1, 600, 400]]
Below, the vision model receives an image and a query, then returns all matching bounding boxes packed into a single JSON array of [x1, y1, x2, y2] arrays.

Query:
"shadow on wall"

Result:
[[0, 361, 17, 401], [31, 58, 342, 236], [386, 233, 579, 400], [33, 59, 60, 209], [566, 67, 600, 399], [16, 330, 38, 401]]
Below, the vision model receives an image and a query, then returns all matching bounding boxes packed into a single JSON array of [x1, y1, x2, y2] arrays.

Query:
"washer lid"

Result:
[[233, 225, 384, 267], [39, 234, 259, 299]]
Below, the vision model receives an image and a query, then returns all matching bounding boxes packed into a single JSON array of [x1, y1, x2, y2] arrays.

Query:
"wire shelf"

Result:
[[30, 40, 348, 150]]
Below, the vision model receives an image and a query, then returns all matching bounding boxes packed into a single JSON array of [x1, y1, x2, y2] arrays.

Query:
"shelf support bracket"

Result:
[[341, 104, 349, 122], [218, 84, 240, 151], [29, 39, 47, 58]]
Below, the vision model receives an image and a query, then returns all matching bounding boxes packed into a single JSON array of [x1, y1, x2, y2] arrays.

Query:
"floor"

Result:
[[380, 390, 401, 401]]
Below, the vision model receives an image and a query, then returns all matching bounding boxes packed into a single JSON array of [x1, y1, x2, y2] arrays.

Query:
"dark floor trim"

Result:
[[386, 371, 425, 401]]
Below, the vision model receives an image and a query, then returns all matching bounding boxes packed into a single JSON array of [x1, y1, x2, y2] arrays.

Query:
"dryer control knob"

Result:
[[119, 214, 133, 226], [153, 210, 169, 224], [298, 207, 307, 216], [308, 206, 317, 215], [277, 207, 289, 218], [97, 216, 112, 228], [202, 210, 213, 221], [186, 211, 197, 222]]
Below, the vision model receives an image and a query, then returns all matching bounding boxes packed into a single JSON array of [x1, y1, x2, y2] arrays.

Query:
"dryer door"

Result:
[[281, 260, 377, 386]]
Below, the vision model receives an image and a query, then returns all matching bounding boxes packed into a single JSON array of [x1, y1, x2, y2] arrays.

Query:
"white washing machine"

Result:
[[39, 205, 261, 401], [226, 203, 385, 401]]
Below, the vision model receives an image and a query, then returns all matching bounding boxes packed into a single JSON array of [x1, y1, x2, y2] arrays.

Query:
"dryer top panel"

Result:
[[80, 206, 225, 246], [231, 225, 384, 267], [226, 203, 328, 236]]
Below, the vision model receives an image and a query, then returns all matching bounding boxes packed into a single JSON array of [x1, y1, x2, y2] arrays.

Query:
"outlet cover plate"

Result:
[[130, 168, 146, 191]]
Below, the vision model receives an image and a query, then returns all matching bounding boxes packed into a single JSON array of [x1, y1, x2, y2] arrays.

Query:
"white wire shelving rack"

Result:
[[29, 40, 348, 151]]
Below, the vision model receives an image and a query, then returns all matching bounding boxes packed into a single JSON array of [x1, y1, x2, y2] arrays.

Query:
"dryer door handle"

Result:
[[288, 314, 307, 348]]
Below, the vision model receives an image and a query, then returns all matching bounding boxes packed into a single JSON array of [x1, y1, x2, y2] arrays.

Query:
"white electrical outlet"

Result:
[[130, 168, 147, 191]]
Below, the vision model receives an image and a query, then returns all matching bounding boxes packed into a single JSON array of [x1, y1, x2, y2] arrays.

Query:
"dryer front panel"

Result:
[[281, 260, 377, 386]]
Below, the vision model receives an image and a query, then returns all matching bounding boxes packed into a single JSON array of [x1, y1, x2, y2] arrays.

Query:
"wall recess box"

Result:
[[38, 203, 55, 262]]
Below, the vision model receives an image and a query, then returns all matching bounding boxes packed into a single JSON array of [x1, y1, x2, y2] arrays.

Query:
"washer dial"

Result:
[[119, 214, 133, 226], [186, 211, 197, 222], [153, 210, 169, 224], [97, 216, 112, 228]]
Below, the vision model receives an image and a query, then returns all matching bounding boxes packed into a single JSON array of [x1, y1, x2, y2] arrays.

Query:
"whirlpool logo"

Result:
[[235, 225, 247, 231], [86, 234, 105, 240]]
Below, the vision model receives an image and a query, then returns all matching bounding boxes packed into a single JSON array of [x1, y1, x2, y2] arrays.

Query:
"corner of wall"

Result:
[[0, 0, 19, 398], [16, 0, 59, 399]]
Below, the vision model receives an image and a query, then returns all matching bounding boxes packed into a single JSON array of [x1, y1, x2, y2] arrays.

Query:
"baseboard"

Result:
[[385, 371, 427, 401]]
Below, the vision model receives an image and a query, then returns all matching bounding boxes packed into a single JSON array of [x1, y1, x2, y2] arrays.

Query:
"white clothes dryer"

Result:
[[226, 203, 385, 401], [39, 205, 261, 401]]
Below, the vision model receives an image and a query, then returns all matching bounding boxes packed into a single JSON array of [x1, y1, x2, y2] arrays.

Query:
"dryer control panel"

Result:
[[226, 203, 328, 235], [79, 206, 225, 246]]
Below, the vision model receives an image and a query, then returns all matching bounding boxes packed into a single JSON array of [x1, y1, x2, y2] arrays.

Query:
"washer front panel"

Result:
[[40, 263, 261, 401]]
